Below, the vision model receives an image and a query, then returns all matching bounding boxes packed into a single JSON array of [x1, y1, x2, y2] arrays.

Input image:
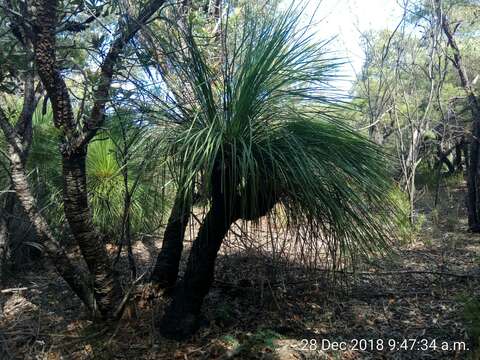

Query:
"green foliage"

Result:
[[221, 330, 283, 358], [460, 295, 480, 348], [87, 138, 125, 237], [149, 4, 401, 270], [28, 107, 65, 231], [389, 186, 423, 243], [19, 106, 166, 239], [87, 134, 167, 238]]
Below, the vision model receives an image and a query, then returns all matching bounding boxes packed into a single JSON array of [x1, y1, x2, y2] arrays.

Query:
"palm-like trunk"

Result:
[[158, 166, 279, 339], [159, 192, 237, 339], [150, 191, 191, 289]]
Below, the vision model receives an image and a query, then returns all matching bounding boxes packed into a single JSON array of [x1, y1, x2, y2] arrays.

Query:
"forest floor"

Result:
[[1, 180, 480, 359]]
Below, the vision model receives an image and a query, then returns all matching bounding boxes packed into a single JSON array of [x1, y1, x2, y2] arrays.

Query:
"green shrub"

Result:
[[389, 186, 422, 243]]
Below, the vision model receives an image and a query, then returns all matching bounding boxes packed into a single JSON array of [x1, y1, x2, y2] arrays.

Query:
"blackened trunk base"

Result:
[[158, 203, 235, 339], [150, 192, 190, 289]]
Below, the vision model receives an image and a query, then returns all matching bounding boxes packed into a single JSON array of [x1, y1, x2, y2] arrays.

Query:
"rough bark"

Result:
[[62, 150, 121, 315], [8, 144, 97, 312], [150, 191, 191, 289], [34, 0, 121, 315], [33, 0, 166, 316], [0, 51, 39, 275], [0, 109, 96, 312]]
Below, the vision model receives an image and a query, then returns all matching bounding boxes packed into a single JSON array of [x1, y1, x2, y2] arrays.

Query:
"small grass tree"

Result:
[[150, 5, 399, 339]]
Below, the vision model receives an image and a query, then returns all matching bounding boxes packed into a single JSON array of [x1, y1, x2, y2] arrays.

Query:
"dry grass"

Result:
[[1, 182, 479, 359]]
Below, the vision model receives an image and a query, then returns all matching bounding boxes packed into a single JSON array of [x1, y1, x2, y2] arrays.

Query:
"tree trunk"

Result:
[[62, 149, 121, 316], [436, 0, 480, 231], [468, 118, 480, 231], [157, 165, 280, 339], [150, 191, 191, 289], [158, 195, 237, 339], [0, 210, 9, 282], [7, 144, 97, 312], [454, 139, 463, 172]]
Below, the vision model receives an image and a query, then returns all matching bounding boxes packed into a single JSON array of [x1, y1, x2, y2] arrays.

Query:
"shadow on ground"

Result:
[[1, 182, 479, 359]]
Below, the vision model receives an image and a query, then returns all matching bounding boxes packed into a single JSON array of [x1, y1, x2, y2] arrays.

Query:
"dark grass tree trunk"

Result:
[[150, 191, 192, 289], [158, 193, 238, 339], [158, 167, 279, 339], [468, 120, 480, 231]]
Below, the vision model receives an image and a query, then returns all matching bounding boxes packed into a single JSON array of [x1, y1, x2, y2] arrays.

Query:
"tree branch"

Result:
[[83, 0, 167, 146]]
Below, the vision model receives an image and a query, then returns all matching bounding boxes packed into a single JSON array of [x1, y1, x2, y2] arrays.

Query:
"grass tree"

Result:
[[149, 6, 399, 339]]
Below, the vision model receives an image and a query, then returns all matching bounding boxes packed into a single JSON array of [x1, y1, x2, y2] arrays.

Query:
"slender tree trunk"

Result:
[[150, 191, 191, 289], [454, 139, 463, 172], [114, 160, 137, 279], [464, 140, 470, 170], [436, 0, 480, 231], [0, 210, 9, 282], [62, 149, 121, 315], [469, 119, 480, 230]]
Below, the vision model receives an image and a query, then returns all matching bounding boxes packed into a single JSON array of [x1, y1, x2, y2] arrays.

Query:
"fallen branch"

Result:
[[1, 287, 28, 294]]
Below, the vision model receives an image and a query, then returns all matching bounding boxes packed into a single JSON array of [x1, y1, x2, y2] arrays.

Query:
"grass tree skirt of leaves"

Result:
[[145, 4, 401, 339]]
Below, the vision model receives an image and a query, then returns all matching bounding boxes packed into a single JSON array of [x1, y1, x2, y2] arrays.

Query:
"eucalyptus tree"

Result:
[[354, 0, 450, 221], [148, 6, 399, 338], [0, 0, 44, 278], [434, 0, 480, 230]]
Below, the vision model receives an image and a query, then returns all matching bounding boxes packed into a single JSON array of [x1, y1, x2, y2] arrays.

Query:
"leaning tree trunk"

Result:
[[6, 142, 97, 312], [158, 192, 238, 339], [62, 149, 121, 315], [158, 167, 279, 339], [150, 190, 192, 289]]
